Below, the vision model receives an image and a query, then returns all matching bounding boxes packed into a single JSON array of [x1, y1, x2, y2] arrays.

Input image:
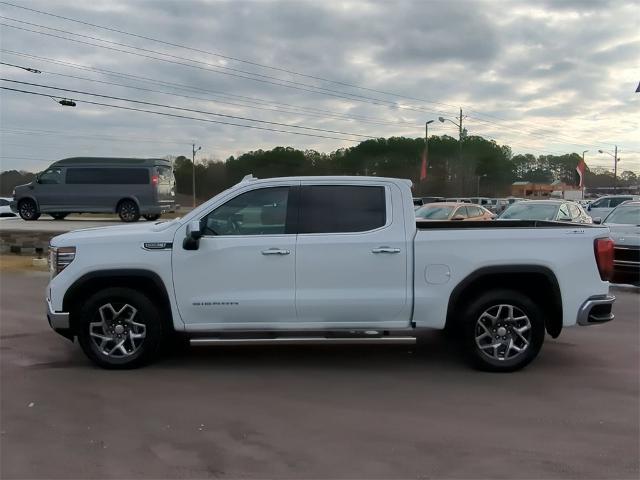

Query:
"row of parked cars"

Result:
[[414, 195, 639, 285]]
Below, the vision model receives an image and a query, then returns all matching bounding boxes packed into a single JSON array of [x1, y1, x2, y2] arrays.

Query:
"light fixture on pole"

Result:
[[598, 146, 619, 193], [192, 143, 201, 208]]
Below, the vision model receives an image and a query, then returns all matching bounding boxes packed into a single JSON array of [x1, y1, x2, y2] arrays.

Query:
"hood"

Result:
[[606, 223, 640, 247], [13, 182, 34, 192], [50, 218, 180, 246]]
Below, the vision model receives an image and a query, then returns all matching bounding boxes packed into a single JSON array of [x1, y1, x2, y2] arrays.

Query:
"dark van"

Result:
[[11, 157, 176, 222]]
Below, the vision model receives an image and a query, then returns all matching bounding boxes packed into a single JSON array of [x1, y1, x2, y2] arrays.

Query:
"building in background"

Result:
[[511, 181, 582, 200]]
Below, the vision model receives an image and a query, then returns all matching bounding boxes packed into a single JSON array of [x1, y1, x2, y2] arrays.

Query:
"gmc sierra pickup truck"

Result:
[[46, 175, 616, 371]]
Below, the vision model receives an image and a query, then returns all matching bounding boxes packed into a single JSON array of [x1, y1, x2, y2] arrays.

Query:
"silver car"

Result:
[[498, 200, 592, 223], [596, 200, 640, 285]]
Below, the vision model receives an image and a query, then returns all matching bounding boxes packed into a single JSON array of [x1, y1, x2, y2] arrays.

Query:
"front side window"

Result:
[[590, 198, 609, 209], [38, 168, 64, 185], [201, 187, 290, 236], [453, 206, 469, 219], [299, 185, 386, 233], [604, 206, 640, 225]]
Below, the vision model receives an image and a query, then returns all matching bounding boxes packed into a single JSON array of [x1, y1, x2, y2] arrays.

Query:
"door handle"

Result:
[[261, 248, 290, 255], [372, 247, 401, 254]]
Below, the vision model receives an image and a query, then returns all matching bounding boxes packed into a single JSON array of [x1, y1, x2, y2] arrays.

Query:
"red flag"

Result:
[[420, 148, 427, 181], [576, 157, 586, 187]]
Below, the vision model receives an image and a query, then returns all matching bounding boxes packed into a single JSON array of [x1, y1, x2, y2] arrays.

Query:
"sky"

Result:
[[0, 0, 639, 174]]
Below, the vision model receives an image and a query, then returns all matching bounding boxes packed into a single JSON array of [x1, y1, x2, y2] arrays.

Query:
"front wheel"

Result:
[[118, 200, 140, 222], [18, 199, 40, 221], [460, 289, 545, 372], [76, 288, 165, 369]]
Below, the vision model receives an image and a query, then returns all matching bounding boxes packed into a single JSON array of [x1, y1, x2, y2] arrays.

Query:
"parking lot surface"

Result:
[[1, 270, 638, 479]]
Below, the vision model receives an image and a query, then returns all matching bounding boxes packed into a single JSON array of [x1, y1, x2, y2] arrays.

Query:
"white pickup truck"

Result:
[[46, 175, 616, 371]]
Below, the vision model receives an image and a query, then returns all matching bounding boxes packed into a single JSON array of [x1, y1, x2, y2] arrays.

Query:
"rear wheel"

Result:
[[460, 289, 545, 372], [18, 199, 40, 221], [142, 214, 160, 221], [118, 200, 140, 222], [50, 213, 68, 220], [76, 287, 164, 369]]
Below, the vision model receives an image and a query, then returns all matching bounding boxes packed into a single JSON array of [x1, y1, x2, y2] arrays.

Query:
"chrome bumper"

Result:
[[47, 298, 70, 329], [577, 294, 615, 326]]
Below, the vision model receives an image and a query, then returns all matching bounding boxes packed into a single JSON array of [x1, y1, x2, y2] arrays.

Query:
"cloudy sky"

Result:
[[1, 0, 638, 173]]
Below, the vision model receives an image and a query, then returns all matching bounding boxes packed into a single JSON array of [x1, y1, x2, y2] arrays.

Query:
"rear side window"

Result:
[[66, 168, 149, 184], [299, 185, 386, 233], [468, 205, 482, 217], [609, 197, 631, 208], [591, 198, 609, 208]]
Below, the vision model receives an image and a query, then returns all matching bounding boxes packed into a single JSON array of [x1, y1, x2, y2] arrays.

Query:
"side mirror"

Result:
[[451, 214, 465, 221], [593, 217, 602, 224], [183, 220, 202, 250]]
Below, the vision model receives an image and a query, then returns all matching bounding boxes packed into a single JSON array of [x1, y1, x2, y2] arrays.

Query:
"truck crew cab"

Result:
[[46, 175, 615, 371]]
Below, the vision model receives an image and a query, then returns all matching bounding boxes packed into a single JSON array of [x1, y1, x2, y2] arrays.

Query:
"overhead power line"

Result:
[[0, 86, 368, 142], [0, 19, 453, 118], [1, 50, 420, 128], [1, 78, 381, 139], [0, 0, 626, 145]]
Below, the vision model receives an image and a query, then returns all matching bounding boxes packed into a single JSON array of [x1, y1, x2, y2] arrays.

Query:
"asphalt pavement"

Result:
[[1, 270, 638, 479]]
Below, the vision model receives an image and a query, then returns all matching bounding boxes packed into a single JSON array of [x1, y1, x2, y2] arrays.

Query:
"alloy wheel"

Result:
[[89, 303, 146, 358], [474, 304, 532, 361]]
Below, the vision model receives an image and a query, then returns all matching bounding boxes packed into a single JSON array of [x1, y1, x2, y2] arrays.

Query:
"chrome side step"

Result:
[[190, 337, 416, 346]]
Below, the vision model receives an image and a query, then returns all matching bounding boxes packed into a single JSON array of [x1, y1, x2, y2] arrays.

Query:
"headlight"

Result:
[[48, 246, 76, 277]]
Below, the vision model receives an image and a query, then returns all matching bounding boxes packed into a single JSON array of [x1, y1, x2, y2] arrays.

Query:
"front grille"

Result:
[[614, 246, 640, 264]]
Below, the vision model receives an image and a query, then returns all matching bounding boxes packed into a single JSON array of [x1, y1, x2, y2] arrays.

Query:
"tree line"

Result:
[[1, 134, 638, 198]]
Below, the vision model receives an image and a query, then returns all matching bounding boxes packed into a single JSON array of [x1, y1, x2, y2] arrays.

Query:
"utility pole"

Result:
[[582, 150, 588, 199], [192, 143, 201, 208], [598, 146, 619, 194], [439, 109, 464, 192], [613, 145, 618, 193]]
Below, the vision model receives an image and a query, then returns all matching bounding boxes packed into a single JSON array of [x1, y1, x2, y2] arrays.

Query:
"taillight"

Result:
[[151, 174, 159, 186], [594, 237, 614, 281]]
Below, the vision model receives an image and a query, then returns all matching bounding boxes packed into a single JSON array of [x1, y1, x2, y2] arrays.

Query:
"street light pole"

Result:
[[422, 120, 434, 195], [598, 146, 619, 193], [192, 143, 201, 208], [439, 108, 464, 188]]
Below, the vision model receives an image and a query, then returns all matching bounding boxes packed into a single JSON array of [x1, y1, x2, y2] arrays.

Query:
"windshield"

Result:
[[499, 203, 559, 220], [604, 206, 640, 225], [416, 205, 454, 220]]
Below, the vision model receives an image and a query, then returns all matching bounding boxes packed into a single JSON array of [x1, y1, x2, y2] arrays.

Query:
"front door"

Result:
[[33, 167, 66, 211], [172, 184, 298, 331], [294, 182, 410, 329]]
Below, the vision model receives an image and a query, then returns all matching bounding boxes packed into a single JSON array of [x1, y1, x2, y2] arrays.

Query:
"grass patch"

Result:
[[0, 255, 49, 272]]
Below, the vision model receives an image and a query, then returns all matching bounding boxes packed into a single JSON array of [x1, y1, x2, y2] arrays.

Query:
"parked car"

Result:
[[0, 197, 16, 217], [416, 202, 495, 221], [445, 197, 472, 203], [46, 175, 614, 372], [10, 157, 177, 222], [595, 201, 639, 285], [498, 200, 592, 223], [586, 195, 640, 219], [488, 198, 511, 214]]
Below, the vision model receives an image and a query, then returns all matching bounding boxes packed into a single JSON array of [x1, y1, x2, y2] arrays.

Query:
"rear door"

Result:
[[155, 165, 176, 209], [295, 181, 410, 329]]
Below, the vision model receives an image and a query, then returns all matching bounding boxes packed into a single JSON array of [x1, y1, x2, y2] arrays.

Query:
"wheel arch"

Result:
[[17, 195, 40, 210], [63, 269, 173, 334], [445, 265, 563, 338]]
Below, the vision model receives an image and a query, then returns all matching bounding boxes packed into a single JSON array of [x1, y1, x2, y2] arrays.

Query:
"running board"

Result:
[[190, 337, 416, 346]]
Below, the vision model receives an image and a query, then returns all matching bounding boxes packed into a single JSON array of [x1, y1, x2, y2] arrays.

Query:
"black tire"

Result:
[[76, 287, 165, 369], [142, 214, 161, 221], [117, 199, 140, 222], [18, 199, 40, 221], [460, 289, 545, 372], [50, 213, 68, 220]]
